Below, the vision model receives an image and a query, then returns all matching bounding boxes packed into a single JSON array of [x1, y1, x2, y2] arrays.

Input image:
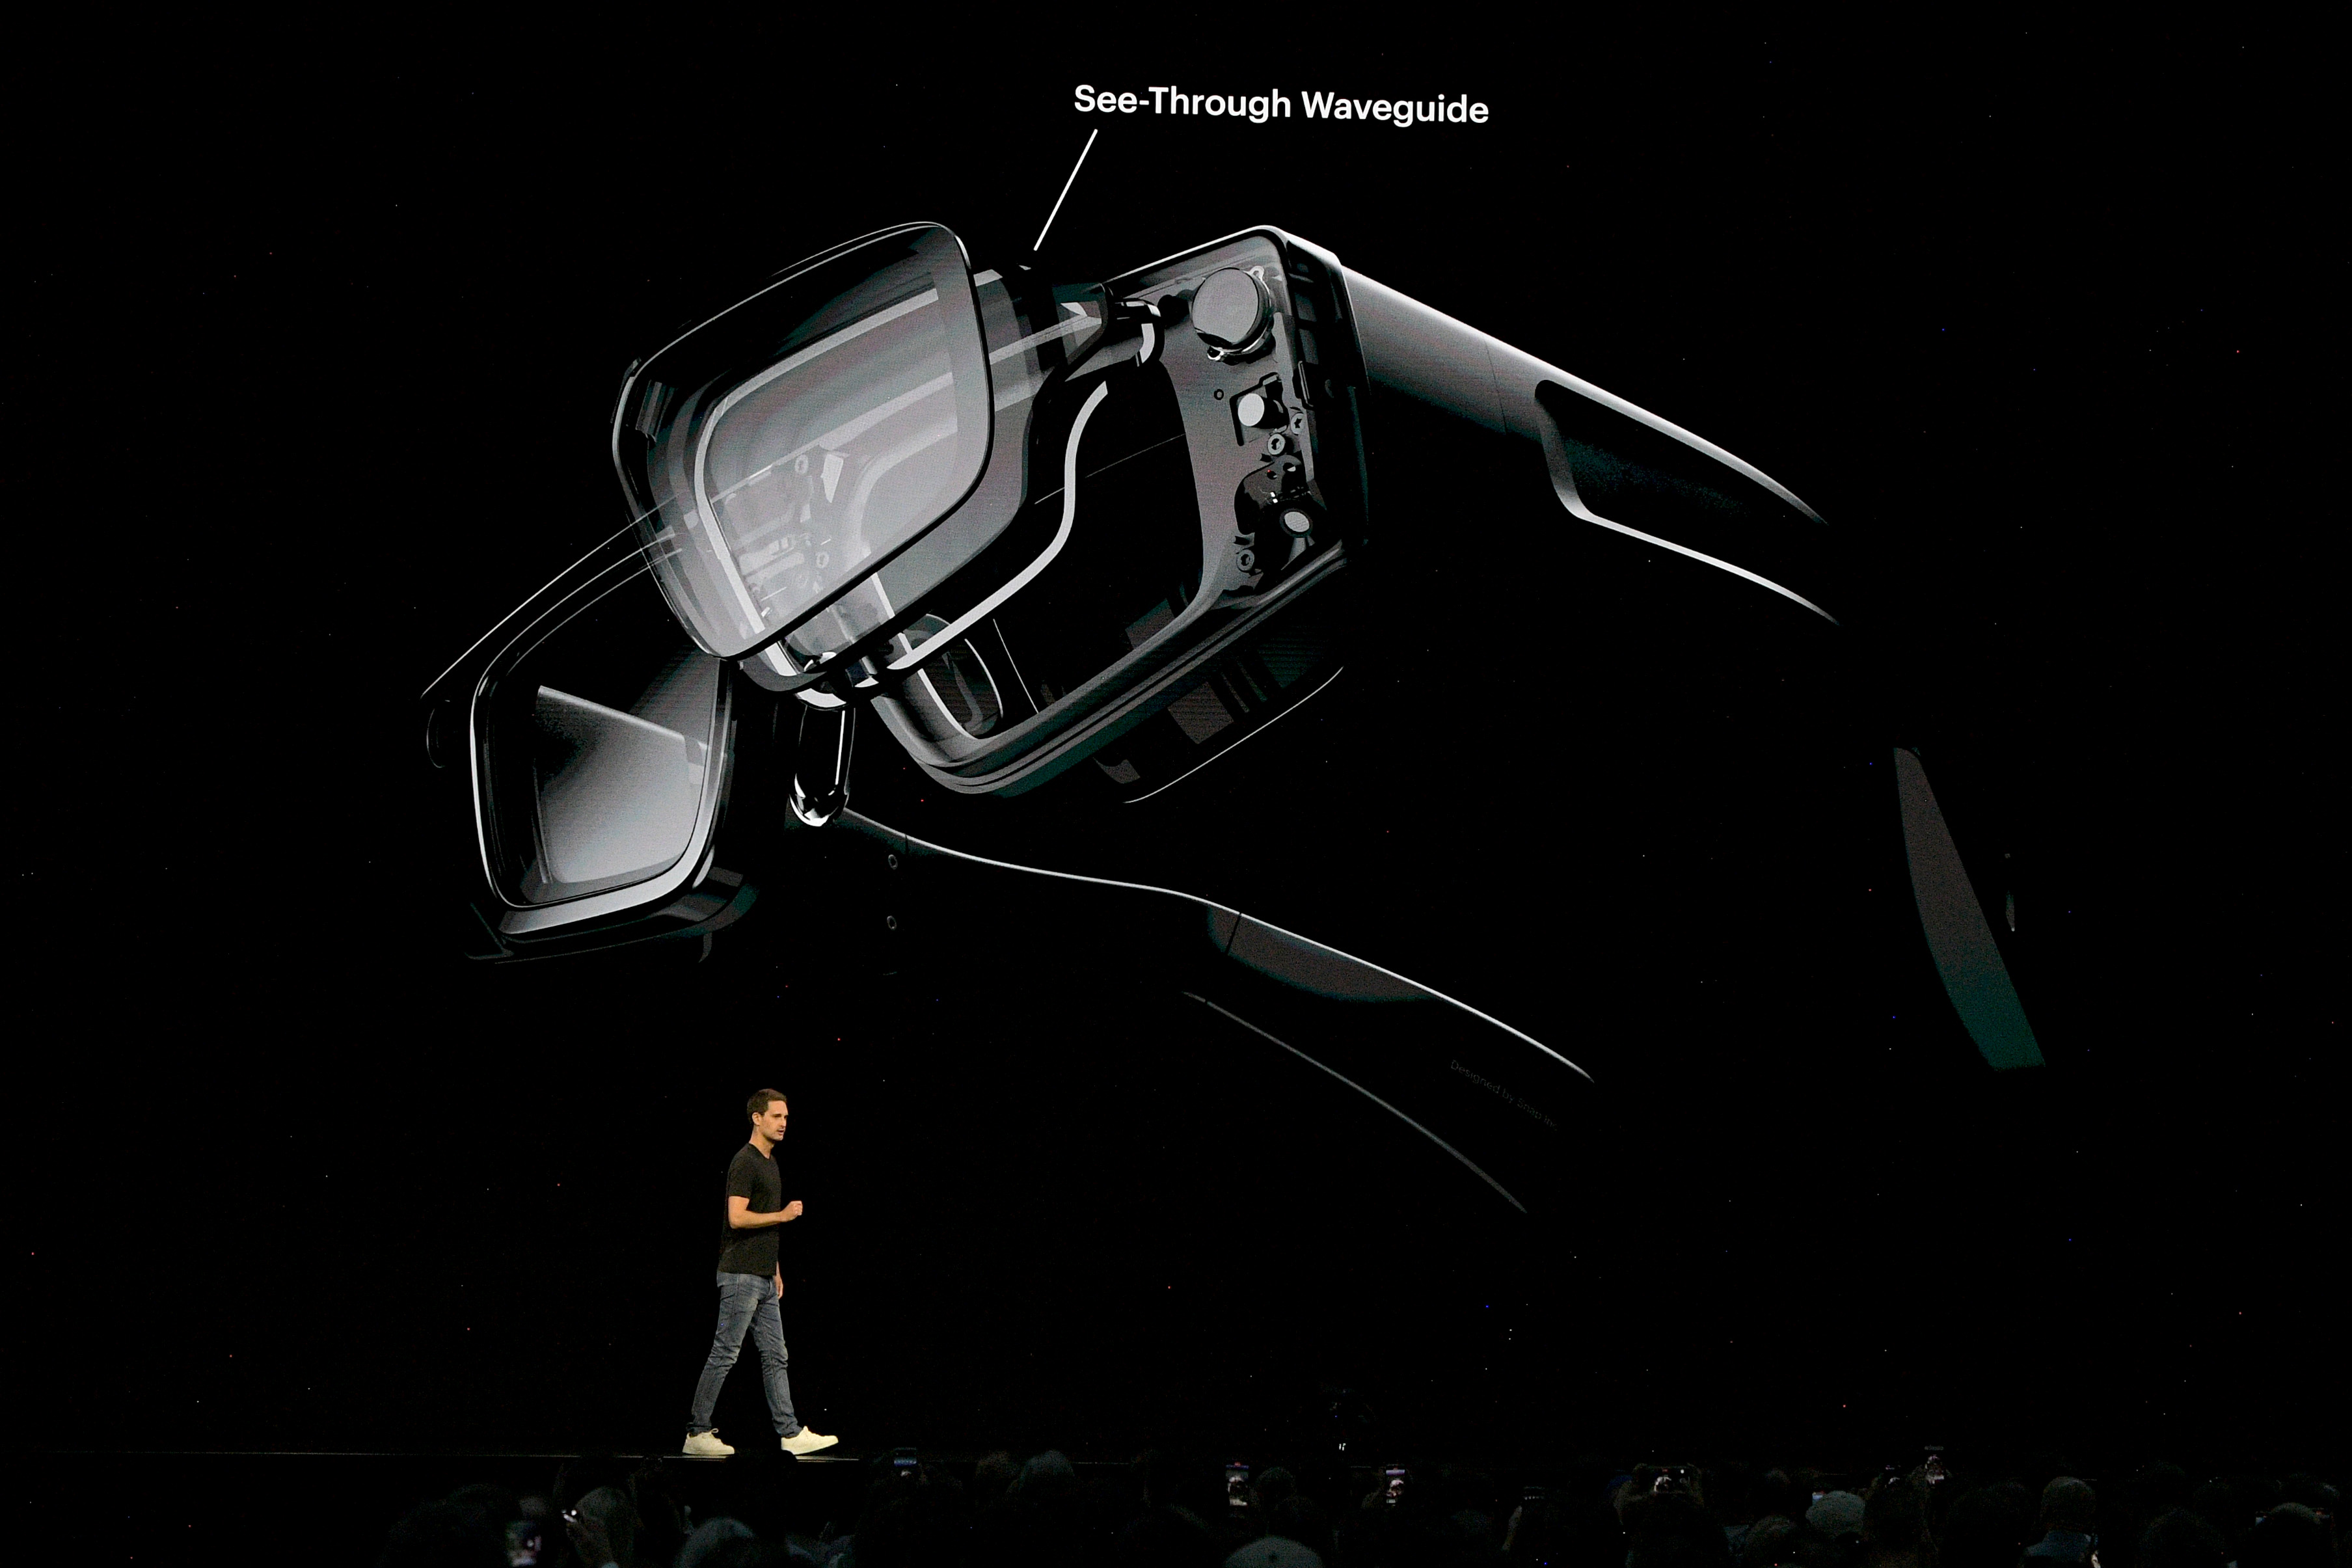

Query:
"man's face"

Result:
[[753, 1100, 789, 1142]]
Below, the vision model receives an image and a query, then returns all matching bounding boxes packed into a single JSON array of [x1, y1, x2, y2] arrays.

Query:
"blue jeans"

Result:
[[686, 1270, 802, 1437]]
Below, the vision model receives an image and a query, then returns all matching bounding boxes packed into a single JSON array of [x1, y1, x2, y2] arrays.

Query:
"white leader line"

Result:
[[1033, 129, 1099, 252]]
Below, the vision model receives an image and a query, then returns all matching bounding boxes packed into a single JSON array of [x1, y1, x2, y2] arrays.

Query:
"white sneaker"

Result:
[[779, 1428, 839, 1455], [682, 1429, 736, 1457]]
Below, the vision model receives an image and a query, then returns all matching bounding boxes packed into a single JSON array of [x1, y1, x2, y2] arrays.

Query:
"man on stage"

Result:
[[683, 1088, 839, 1457]]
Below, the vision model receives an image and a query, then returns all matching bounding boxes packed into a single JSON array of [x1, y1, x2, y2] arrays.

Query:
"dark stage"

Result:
[[10, 21, 2338, 1566]]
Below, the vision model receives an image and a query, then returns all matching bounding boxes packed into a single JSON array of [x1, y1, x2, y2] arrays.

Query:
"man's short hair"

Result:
[[746, 1088, 787, 1123], [2040, 1478, 2097, 1534], [574, 1487, 639, 1567]]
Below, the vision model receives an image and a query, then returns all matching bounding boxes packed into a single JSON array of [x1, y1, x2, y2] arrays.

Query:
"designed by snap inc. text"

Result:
[[1449, 1059, 1558, 1129], [1074, 86, 1491, 126]]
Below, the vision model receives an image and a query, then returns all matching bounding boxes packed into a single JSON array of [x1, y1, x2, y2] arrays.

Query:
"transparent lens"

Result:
[[526, 672, 714, 891], [695, 290, 963, 632], [481, 578, 723, 906], [625, 226, 992, 658]]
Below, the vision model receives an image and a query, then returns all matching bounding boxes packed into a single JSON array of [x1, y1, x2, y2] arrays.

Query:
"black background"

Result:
[[11, 18, 2337, 1491]]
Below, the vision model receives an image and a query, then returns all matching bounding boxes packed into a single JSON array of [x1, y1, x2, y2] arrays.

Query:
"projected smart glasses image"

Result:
[[418, 220, 2040, 1207]]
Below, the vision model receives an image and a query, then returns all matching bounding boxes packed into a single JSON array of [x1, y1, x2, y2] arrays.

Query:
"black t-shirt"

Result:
[[715, 1142, 783, 1277]]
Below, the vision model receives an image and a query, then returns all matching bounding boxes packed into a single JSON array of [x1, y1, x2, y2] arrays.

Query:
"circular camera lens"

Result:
[[1192, 268, 1271, 354]]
